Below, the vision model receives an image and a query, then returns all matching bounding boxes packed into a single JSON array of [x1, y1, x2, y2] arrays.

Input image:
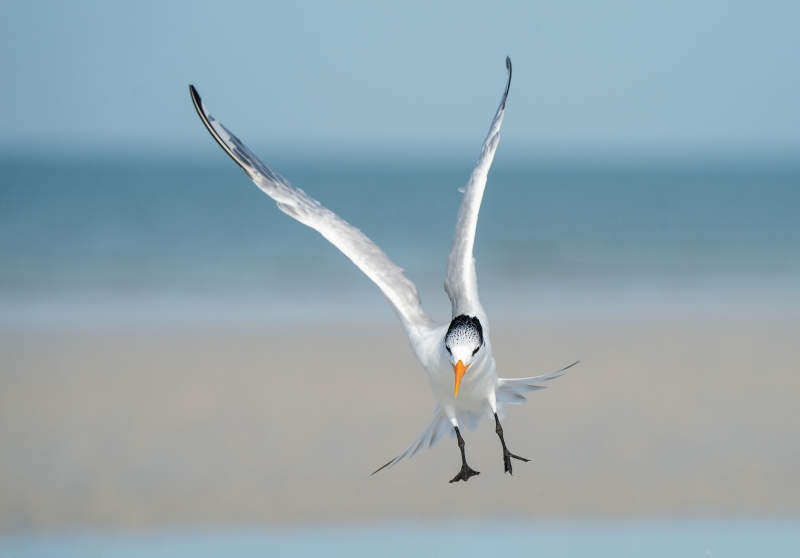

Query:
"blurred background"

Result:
[[1, 0, 799, 555]]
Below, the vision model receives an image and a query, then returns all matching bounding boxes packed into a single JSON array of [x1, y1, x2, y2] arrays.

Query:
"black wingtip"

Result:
[[501, 56, 512, 109], [187, 84, 245, 170], [189, 84, 203, 114]]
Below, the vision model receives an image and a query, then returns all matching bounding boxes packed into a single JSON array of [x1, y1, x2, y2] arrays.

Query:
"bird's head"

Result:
[[444, 315, 484, 398]]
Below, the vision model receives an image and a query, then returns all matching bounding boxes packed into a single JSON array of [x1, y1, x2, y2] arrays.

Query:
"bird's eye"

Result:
[[472, 346, 480, 356], [445, 346, 451, 354]]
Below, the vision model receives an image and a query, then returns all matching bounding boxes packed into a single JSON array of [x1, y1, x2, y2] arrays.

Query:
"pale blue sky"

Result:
[[2, 0, 799, 158]]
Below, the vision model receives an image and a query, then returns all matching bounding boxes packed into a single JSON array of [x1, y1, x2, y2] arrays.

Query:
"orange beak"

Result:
[[453, 360, 470, 398]]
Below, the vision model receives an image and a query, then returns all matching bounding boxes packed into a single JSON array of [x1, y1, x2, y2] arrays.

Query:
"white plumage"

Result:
[[189, 57, 575, 482]]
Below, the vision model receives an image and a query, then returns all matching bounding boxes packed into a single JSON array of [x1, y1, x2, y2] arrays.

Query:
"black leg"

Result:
[[449, 426, 481, 483], [494, 413, 530, 475]]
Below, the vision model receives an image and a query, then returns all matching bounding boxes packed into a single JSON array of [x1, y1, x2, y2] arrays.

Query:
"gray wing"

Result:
[[444, 57, 512, 319], [189, 85, 435, 336]]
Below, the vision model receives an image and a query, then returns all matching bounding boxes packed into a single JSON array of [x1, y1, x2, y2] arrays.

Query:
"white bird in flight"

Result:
[[189, 57, 575, 483]]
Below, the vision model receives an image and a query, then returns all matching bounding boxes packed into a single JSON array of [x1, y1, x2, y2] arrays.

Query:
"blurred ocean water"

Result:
[[1, 520, 799, 557], [1, 153, 799, 327]]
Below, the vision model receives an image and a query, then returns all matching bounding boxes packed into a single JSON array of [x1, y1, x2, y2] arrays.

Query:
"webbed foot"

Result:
[[502, 449, 530, 475], [449, 464, 481, 483], [449, 426, 480, 483], [495, 413, 530, 475]]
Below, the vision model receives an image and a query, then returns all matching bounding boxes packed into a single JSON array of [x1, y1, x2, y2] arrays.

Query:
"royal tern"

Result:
[[189, 57, 575, 483]]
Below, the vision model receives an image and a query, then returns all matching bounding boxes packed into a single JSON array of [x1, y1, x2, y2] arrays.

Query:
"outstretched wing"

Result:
[[444, 57, 512, 319], [189, 85, 435, 336]]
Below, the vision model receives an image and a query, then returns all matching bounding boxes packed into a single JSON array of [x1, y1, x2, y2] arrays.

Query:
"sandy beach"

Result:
[[1, 310, 798, 530]]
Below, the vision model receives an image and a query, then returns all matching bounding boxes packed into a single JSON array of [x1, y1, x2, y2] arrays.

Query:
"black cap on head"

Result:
[[445, 315, 484, 347]]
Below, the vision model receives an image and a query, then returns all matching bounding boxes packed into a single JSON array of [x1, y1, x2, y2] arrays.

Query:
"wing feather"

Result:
[[444, 57, 512, 319], [189, 85, 435, 335]]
